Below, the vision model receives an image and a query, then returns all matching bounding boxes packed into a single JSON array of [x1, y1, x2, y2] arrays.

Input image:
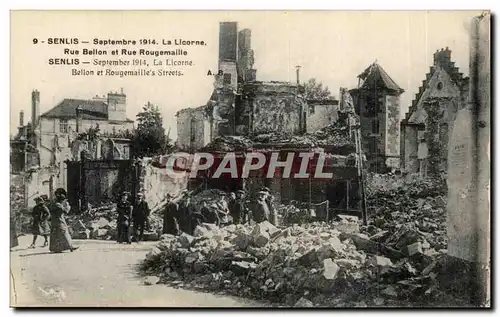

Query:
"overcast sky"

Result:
[[10, 10, 483, 139]]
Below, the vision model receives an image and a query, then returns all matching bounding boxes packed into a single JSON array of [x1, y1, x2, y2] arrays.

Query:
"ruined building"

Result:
[[12, 89, 135, 170], [176, 22, 359, 211], [176, 22, 339, 152], [400, 48, 469, 177], [350, 62, 404, 173]]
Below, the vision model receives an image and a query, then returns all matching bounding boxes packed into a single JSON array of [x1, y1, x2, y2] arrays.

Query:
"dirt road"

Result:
[[10, 236, 265, 307]]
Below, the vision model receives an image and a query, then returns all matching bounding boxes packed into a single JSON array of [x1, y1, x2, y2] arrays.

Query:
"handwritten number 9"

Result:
[[33, 38, 38, 44]]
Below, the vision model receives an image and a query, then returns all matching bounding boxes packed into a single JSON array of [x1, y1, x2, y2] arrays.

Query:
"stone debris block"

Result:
[[252, 224, 273, 247], [179, 233, 195, 248], [73, 220, 87, 232], [336, 222, 360, 234], [194, 226, 214, 238], [233, 231, 251, 250], [316, 238, 344, 262], [144, 275, 160, 285], [299, 248, 319, 267], [294, 297, 314, 307], [74, 229, 90, 239], [146, 247, 162, 260], [369, 255, 394, 267], [230, 261, 256, 275], [338, 215, 359, 223], [97, 228, 108, 237], [258, 221, 280, 237], [96, 217, 110, 228], [143, 232, 159, 241], [370, 230, 390, 241], [160, 234, 177, 241], [272, 228, 291, 241], [185, 252, 202, 264], [322, 258, 339, 280], [335, 258, 360, 269], [202, 223, 219, 231], [407, 242, 423, 256], [381, 285, 398, 298]]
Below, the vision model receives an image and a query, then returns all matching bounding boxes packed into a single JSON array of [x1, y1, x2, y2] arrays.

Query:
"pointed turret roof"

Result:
[[357, 62, 404, 94]]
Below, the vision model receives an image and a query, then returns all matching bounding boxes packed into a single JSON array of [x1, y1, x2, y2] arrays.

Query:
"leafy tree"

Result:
[[133, 102, 172, 157], [303, 78, 333, 100]]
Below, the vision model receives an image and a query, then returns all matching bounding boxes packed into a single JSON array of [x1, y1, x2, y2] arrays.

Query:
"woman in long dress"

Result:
[[49, 188, 79, 253], [29, 196, 51, 248]]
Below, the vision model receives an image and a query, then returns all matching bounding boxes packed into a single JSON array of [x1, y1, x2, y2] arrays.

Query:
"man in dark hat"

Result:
[[117, 191, 133, 244], [252, 191, 270, 223], [132, 192, 150, 243], [163, 193, 180, 235], [178, 191, 194, 234], [231, 190, 248, 224], [260, 187, 278, 225]]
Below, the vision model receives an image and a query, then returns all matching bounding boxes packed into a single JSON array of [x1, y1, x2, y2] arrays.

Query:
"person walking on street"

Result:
[[49, 188, 79, 253], [252, 191, 270, 223], [117, 191, 133, 244], [29, 196, 51, 248], [132, 193, 150, 243], [163, 194, 180, 235]]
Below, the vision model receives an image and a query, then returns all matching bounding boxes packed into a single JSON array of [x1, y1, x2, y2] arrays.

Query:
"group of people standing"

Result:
[[11, 188, 80, 253], [161, 187, 278, 236], [11, 186, 279, 251], [115, 191, 151, 244]]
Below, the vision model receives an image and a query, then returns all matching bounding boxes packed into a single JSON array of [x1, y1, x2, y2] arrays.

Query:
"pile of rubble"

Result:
[[140, 216, 455, 307], [201, 136, 253, 152], [251, 122, 354, 150], [366, 174, 448, 255]]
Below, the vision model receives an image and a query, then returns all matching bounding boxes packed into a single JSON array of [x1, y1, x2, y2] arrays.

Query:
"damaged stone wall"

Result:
[[385, 95, 400, 157], [13, 167, 63, 208], [210, 90, 236, 138], [241, 82, 306, 135], [306, 102, 339, 133], [237, 29, 255, 82], [139, 160, 189, 211], [176, 107, 211, 151], [400, 124, 420, 174]]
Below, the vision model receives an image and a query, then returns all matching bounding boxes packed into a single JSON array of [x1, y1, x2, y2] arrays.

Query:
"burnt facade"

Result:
[[400, 48, 469, 177], [350, 63, 404, 172]]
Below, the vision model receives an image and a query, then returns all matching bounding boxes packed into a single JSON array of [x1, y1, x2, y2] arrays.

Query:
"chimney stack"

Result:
[[433, 47, 452, 66], [19, 110, 24, 127], [31, 90, 40, 129], [295, 66, 301, 85]]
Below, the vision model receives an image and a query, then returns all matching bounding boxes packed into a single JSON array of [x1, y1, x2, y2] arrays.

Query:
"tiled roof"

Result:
[[40, 98, 134, 122], [358, 62, 404, 93], [41, 99, 108, 120]]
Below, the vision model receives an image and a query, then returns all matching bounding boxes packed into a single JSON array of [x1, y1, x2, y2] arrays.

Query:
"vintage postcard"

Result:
[[9, 10, 491, 308]]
